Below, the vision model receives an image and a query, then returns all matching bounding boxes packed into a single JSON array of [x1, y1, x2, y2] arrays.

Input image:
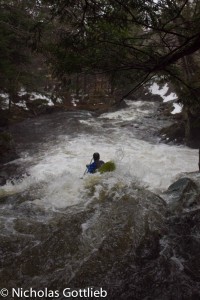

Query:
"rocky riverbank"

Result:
[[158, 103, 200, 149], [1, 169, 200, 300], [69, 171, 200, 300]]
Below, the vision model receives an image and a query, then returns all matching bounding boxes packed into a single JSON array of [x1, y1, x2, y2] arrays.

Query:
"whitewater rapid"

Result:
[[0, 100, 198, 209]]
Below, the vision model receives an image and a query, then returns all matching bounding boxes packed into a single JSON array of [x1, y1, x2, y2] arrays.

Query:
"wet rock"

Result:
[[2, 172, 200, 299], [127, 86, 162, 102], [0, 131, 18, 164], [0, 176, 6, 186], [161, 173, 200, 300], [164, 177, 200, 213], [114, 99, 128, 109], [158, 101, 174, 116], [159, 122, 185, 144], [0, 171, 9, 186], [0, 109, 9, 128]]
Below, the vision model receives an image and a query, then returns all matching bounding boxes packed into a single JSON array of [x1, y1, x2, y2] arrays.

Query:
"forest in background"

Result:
[[0, 0, 200, 155]]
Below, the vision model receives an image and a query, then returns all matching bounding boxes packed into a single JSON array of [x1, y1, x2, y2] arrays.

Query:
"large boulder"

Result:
[[164, 177, 200, 213]]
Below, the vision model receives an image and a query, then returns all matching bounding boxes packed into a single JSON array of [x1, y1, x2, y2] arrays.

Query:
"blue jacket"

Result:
[[87, 160, 104, 173], [87, 162, 97, 173]]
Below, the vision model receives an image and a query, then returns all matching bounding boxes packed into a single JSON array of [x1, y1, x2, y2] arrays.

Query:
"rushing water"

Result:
[[0, 100, 199, 300]]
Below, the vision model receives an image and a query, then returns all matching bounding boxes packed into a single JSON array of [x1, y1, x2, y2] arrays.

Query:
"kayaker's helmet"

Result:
[[93, 152, 100, 161]]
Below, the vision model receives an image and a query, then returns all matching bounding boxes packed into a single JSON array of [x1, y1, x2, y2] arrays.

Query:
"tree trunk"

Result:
[[8, 96, 12, 114], [199, 148, 200, 171], [184, 105, 192, 146], [76, 73, 79, 97]]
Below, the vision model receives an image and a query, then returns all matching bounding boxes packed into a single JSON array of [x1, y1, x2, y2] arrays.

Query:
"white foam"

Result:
[[0, 101, 198, 209], [100, 100, 154, 122], [1, 131, 198, 208]]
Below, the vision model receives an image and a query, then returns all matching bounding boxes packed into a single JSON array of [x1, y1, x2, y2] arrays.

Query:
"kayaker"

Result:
[[86, 152, 104, 173]]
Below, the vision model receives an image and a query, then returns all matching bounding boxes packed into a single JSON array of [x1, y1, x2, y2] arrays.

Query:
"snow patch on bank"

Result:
[[30, 92, 54, 106], [72, 98, 80, 107], [18, 88, 27, 97], [171, 103, 182, 114], [0, 88, 62, 110], [0, 93, 9, 110], [149, 82, 182, 114], [15, 100, 29, 110], [149, 83, 177, 102]]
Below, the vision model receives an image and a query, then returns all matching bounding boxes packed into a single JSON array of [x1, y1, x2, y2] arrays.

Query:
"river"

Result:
[[0, 100, 199, 299]]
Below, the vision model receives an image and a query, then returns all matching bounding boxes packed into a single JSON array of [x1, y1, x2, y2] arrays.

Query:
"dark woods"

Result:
[[0, 0, 200, 147]]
